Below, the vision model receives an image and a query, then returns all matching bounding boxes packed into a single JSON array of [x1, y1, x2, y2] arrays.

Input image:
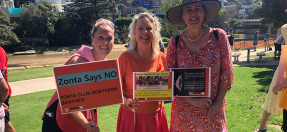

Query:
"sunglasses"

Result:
[[95, 19, 114, 28]]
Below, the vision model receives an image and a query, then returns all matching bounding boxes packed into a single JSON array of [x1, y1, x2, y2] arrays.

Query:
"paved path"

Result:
[[10, 77, 56, 96], [9, 47, 279, 96], [233, 47, 279, 66]]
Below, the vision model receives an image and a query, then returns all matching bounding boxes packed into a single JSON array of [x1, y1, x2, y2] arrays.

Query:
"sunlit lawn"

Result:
[[7, 66, 283, 131]]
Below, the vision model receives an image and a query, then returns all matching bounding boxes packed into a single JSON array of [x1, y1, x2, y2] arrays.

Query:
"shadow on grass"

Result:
[[239, 66, 277, 93], [8, 64, 27, 67]]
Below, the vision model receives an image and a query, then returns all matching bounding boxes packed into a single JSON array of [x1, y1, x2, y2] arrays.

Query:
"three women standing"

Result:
[[166, 0, 234, 131]]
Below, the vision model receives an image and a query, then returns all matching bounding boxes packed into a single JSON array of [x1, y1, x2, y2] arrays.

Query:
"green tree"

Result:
[[38, 1, 57, 44], [226, 0, 243, 10], [160, 0, 185, 38], [59, 0, 107, 43], [105, 0, 125, 22], [254, 0, 262, 5], [138, 7, 151, 13], [38, 0, 56, 24], [229, 17, 243, 28], [0, 10, 20, 47], [20, 3, 49, 38], [14, 0, 34, 8], [114, 17, 132, 44], [115, 25, 129, 44], [207, 10, 230, 29], [115, 17, 132, 29], [253, 0, 287, 28]]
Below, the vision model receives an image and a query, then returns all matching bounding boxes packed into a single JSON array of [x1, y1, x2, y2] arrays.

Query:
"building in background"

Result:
[[1, 0, 21, 23], [123, 0, 164, 17]]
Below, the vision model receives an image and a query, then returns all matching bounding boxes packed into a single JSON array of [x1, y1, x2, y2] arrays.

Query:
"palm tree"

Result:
[[105, 0, 126, 22]]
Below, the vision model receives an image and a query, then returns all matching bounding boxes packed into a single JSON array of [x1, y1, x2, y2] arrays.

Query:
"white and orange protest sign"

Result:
[[53, 59, 123, 114]]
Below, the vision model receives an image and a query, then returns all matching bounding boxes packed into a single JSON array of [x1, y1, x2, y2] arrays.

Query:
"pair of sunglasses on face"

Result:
[[95, 19, 115, 28]]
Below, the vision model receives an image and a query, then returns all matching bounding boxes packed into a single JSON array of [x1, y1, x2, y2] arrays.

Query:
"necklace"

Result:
[[186, 28, 204, 42]]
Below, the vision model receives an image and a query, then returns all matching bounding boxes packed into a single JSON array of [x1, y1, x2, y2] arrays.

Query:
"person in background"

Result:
[[228, 33, 234, 48], [0, 46, 16, 132], [159, 41, 165, 53], [0, 47, 9, 132], [117, 12, 168, 132], [255, 68, 283, 132], [166, 0, 234, 131], [255, 24, 287, 132], [274, 34, 284, 59], [42, 18, 115, 132], [264, 31, 271, 52], [273, 23, 287, 132], [252, 31, 259, 52]]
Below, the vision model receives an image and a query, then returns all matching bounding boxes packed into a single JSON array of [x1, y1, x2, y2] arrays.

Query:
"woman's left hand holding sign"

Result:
[[86, 121, 100, 132], [124, 98, 139, 112]]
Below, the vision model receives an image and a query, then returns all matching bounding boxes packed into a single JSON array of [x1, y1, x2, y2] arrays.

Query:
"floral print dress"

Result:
[[166, 28, 234, 132]]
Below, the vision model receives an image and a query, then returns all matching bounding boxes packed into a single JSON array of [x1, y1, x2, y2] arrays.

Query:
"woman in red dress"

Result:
[[166, 0, 234, 131]]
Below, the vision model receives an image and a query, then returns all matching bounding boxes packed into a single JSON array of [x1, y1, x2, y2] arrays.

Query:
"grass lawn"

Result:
[[8, 66, 284, 131], [8, 66, 54, 82]]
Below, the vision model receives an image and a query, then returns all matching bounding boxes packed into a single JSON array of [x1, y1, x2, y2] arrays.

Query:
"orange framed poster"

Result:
[[53, 59, 123, 114], [171, 68, 211, 97], [133, 72, 174, 101]]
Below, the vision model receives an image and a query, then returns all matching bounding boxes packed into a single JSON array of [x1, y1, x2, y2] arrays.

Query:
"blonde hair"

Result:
[[129, 12, 161, 54], [91, 18, 115, 37], [281, 24, 287, 44]]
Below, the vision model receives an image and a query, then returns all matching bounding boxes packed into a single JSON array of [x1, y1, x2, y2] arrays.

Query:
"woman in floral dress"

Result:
[[166, 0, 234, 131]]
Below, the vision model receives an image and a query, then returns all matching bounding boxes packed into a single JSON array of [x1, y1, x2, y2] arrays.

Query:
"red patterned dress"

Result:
[[166, 28, 234, 132]]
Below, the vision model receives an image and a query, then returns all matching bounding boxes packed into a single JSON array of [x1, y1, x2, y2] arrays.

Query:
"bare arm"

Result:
[[183, 97, 212, 109], [0, 78, 8, 102], [214, 88, 228, 103], [208, 29, 233, 119], [269, 35, 270, 40], [207, 88, 228, 119], [273, 79, 287, 94]]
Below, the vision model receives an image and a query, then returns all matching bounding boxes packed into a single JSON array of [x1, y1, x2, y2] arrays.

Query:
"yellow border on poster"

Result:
[[135, 89, 172, 98], [136, 72, 170, 76]]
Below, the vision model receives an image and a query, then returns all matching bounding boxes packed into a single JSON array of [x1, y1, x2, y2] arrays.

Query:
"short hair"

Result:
[[129, 12, 161, 54], [91, 18, 115, 37]]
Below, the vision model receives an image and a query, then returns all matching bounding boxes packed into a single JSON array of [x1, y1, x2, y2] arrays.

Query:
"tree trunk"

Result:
[[94, 0, 99, 18]]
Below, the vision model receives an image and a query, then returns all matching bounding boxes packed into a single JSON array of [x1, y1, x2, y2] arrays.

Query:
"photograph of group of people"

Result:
[[136, 76, 168, 86]]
